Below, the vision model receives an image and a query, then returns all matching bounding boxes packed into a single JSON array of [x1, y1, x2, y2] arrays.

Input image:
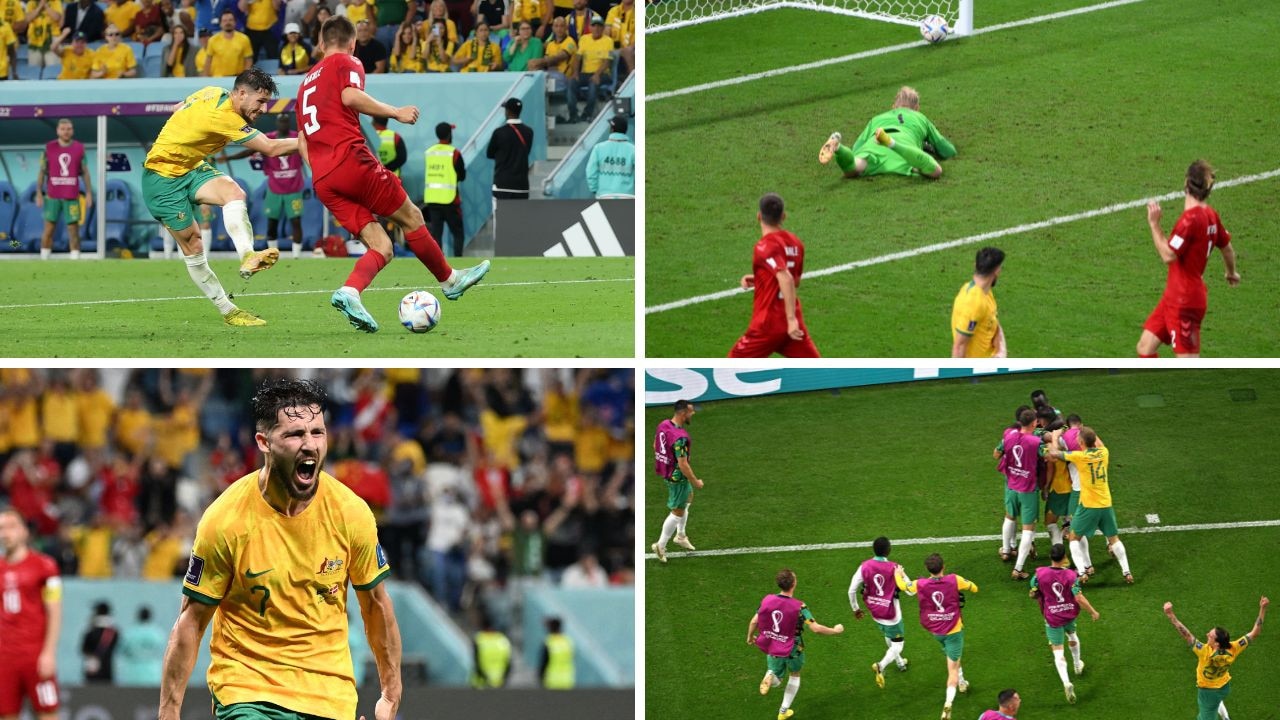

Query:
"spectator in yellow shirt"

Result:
[[342, 0, 375, 25], [420, 16, 453, 71], [161, 22, 197, 76], [603, 0, 630, 74], [205, 9, 252, 75], [91, 24, 139, 77], [23, 0, 63, 73], [0, 17, 15, 79], [569, 15, 611, 120], [505, 0, 549, 39], [0, 0, 22, 27], [103, 0, 139, 37], [57, 28, 93, 77], [278, 21, 309, 73], [240, 0, 280, 61], [529, 16, 574, 120], [423, 0, 455, 43], [75, 371, 116, 452], [389, 20, 421, 71], [452, 20, 499, 71]]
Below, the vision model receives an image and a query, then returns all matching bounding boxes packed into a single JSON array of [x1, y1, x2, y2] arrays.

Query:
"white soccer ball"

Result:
[[398, 290, 441, 333], [920, 14, 950, 43]]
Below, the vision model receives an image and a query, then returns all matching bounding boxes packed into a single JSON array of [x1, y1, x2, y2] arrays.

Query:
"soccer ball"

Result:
[[920, 14, 950, 43], [398, 291, 441, 333]]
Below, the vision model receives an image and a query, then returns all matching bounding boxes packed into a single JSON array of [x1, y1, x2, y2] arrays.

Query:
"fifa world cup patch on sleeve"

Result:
[[241, 124, 254, 134], [185, 554, 206, 585], [966, 320, 977, 332], [376, 544, 388, 569]]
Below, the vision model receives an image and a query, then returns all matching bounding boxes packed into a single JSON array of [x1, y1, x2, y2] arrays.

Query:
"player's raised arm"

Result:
[[242, 132, 299, 158], [356, 583, 403, 720], [341, 86, 420, 125], [1162, 601, 1196, 647], [1246, 596, 1268, 642], [158, 596, 219, 720]]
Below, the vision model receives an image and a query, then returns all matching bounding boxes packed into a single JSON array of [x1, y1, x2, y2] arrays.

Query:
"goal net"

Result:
[[646, 0, 972, 35]]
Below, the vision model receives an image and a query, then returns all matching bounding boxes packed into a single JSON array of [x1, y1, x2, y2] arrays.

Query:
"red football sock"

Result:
[[1138, 353, 1159, 358], [403, 226, 452, 282], [344, 251, 388, 293]]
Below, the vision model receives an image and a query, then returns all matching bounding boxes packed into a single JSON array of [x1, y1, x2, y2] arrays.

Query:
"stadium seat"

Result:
[[126, 41, 145, 62], [104, 179, 132, 249], [257, 58, 280, 74], [0, 181, 18, 250], [144, 41, 166, 56], [250, 181, 268, 249], [300, 180, 325, 250], [16, 62, 42, 80], [142, 53, 162, 77], [12, 184, 45, 252]]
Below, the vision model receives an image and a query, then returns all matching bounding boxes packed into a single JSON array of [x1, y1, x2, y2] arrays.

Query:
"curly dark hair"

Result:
[[234, 66, 279, 97], [251, 378, 328, 431]]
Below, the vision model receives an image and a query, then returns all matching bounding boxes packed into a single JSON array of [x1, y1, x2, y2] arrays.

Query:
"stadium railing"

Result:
[[541, 73, 634, 201]]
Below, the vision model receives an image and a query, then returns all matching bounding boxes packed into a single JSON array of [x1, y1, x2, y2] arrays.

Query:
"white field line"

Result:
[[645, 168, 1280, 315], [0, 277, 634, 311], [647, 0, 1146, 102], [644, 518, 1280, 560]]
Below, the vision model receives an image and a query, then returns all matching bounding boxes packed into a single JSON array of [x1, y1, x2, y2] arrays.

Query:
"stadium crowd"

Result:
[[0, 367, 635, 629], [0, 0, 634, 100]]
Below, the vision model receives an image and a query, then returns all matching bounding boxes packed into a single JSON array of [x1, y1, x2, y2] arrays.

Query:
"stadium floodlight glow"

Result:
[[646, 0, 973, 36]]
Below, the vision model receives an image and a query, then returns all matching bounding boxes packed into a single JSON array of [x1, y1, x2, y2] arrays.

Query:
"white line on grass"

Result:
[[645, 168, 1280, 314], [647, 0, 1146, 102], [644, 518, 1280, 560], [0, 277, 634, 311]]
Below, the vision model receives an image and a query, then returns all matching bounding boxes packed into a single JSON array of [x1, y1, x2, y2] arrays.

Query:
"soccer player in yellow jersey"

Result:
[[143, 68, 297, 326], [158, 379, 402, 720], [1047, 426, 1133, 584], [895, 554, 977, 720], [1164, 596, 1267, 720], [951, 246, 1005, 358]]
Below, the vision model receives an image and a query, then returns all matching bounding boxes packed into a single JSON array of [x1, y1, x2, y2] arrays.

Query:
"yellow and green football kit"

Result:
[[951, 280, 998, 358], [1063, 447, 1116, 537], [182, 470, 390, 720], [142, 86, 259, 230]]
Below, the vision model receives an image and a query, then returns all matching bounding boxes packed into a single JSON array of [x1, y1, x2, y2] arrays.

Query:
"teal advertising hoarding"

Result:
[[644, 368, 1055, 406]]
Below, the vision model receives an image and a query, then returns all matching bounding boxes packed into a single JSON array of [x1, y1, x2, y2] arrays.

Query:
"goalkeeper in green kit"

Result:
[[819, 86, 956, 179]]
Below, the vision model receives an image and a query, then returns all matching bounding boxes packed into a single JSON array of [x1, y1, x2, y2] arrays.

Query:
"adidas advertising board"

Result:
[[494, 199, 634, 256]]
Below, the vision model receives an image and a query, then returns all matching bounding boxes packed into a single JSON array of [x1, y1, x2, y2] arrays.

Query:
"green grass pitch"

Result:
[[0, 257, 633, 357], [644, 0, 1280, 356], [644, 369, 1280, 719]]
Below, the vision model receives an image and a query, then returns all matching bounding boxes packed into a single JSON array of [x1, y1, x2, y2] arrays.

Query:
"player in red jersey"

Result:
[[0, 509, 62, 720], [298, 15, 490, 332], [728, 193, 820, 358], [1137, 160, 1239, 358]]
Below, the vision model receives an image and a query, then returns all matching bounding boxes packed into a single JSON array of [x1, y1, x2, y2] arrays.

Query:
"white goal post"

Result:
[[646, 0, 973, 36]]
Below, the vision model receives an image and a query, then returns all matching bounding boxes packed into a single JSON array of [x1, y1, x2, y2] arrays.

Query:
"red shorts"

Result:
[[313, 150, 408, 235], [1142, 298, 1204, 355], [0, 656, 60, 715], [728, 322, 821, 358]]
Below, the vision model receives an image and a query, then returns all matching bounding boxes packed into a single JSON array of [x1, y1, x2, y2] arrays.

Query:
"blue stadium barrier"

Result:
[[300, 179, 324, 249], [0, 180, 18, 247], [17, 63, 43, 80], [522, 586, 633, 687], [104, 178, 132, 249], [56, 578, 474, 687]]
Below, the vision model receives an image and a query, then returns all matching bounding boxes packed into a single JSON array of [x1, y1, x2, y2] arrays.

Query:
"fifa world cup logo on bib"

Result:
[[1011, 444, 1024, 469], [1051, 582, 1065, 604], [771, 609, 783, 634], [658, 433, 667, 454], [931, 591, 946, 613], [873, 574, 886, 597], [58, 153, 72, 177]]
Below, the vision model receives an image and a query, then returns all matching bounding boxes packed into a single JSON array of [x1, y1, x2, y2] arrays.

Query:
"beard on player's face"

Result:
[[269, 444, 323, 501]]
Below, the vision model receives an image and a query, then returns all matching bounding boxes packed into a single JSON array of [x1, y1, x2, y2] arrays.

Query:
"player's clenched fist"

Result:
[[394, 106, 420, 124]]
